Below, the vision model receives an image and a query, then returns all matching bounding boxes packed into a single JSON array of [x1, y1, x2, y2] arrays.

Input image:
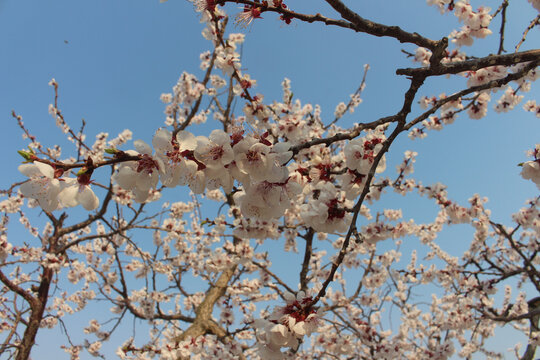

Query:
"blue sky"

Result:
[[1, 0, 539, 358]]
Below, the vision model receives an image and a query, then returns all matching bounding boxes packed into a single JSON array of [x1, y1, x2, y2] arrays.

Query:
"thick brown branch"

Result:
[[299, 228, 314, 293], [404, 60, 540, 130], [324, 0, 442, 50], [221, 0, 357, 29], [174, 264, 238, 350], [290, 115, 395, 156], [16, 267, 53, 360], [484, 306, 540, 323], [521, 297, 540, 360], [396, 49, 540, 77]]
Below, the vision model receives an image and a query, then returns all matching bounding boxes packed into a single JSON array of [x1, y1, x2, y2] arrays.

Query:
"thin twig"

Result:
[[515, 14, 540, 52], [497, 0, 509, 55]]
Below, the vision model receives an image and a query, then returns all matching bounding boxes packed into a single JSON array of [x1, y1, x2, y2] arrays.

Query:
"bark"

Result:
[[16, 267, 53, 360]]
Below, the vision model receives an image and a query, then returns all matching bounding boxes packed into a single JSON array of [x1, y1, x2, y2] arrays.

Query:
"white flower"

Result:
[[194, 129, 234, 169], [204, 166, 234, 193], [114, 140, 162, 202], [254, 291, 322, 358], [191, 0, 217, 13], [414, 47, 432, 66], [340, 170, 367, 200], [344, 134, 386, 175], [19, 162, 61, 212], [237, 180, 300, 220], [233, 138, 290, 183], [300, 182, 352, 233], [152, 128, 205, 193], [467, 92, 491, 119], [0, 236, 13, 263], [523, 100, 540, 117], [215, 51, 240, 77], [234, 139, 274, 182], [152, 128, 198, 188], [521, 160, 540, 189], [58, 177, 99, 211]]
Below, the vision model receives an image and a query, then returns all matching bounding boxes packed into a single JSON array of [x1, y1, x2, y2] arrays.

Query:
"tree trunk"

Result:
[[16, 267, 53, 360]]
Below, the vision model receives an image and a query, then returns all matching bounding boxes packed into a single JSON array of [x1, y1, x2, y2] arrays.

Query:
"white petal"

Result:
[[283, 292, 295, 303], [159, 162, 181, 188], [188, 171, 206, 194], [132, 188, 150, 203], [220, 146, 235, 166], [271, 323, 288, 337], [135, 173, 154, 191], [20, 180, 44, 198], [39, 197, 60, 212], [152, 128, 173, 152], [58, 185, 80, 208], [134, 140, 152, 155], [34, 162, 55, 178], [209, 129, 229, 144], [292, 322, 306, 336], [116, 167, 137, 189], [19, 164, 42, 178], [287, 316, 296, 328], [376, 154, 387, 173], [178, 160, 197, 186], [176, 131, 197, 150], [77, 186, 99, 210]]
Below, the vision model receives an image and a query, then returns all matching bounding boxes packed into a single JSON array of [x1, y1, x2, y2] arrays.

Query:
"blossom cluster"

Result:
[[253, 292, 320, 358], [3, 1, 540, 360], [520, 144, 540, 189], [18, 161, 99, 212]]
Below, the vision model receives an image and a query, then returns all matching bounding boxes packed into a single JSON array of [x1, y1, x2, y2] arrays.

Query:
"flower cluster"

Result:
[[450, 2, 492, 46], [5, 2, 540, 360], [254, 291, 321, 359], [19, 161, 99, 211], [520, 144, 540, 189]]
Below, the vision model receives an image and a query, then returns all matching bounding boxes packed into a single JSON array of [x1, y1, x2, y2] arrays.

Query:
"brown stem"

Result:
[[397, 49, 540, 77], [324, 0, 442, 50], [172, 18, 224, 137], [516, 15, 540, 52], [15, 267, 53, 360], [404, 60, 540, 130], [309, 119, 405, 306], [521, 297, 540, 360], [221, 0, 363, 30], [324, 64, 370, 130], [174, 264, 239, 360], [496, 0, 509, 55], [299, 228, 314, 292]]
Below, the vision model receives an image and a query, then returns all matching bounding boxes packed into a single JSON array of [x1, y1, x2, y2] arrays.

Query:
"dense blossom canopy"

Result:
[[1, 0, 539, 359]]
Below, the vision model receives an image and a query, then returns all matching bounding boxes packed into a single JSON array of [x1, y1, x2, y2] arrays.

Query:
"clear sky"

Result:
[[1, 0, 539, 358]]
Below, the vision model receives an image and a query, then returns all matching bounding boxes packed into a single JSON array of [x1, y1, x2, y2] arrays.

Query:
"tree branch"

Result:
[[397, 49, 540, 77]]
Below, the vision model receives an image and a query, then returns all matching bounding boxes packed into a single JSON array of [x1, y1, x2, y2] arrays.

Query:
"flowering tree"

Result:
[[1, 0, 540, 359]]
